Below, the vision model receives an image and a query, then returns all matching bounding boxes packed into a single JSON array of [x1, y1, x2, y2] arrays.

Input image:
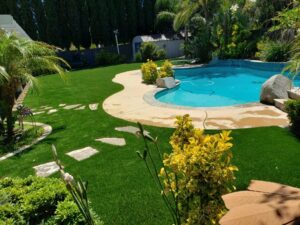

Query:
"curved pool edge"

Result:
[[103, 69, 289, 130]]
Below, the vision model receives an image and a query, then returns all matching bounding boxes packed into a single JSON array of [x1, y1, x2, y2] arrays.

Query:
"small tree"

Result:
[[0, 31, 68, 144]]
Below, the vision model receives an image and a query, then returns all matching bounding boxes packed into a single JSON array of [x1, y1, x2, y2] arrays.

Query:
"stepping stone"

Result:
[[66, 147, 98, 161], [47, 109, 58, 114], [59, 104, 66, 107], [33, 161, 60, 177], [95, 137, 126, 146], [64, 104, 81, 110], [75, 106, 86, 110], [41, 106, 53, 110], [115, 126, 150, 136], [33, 111, 45, 115], [89, 103, 99, 111]]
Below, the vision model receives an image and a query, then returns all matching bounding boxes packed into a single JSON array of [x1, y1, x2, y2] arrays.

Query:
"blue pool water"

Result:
[[155, 63, 298, 107]]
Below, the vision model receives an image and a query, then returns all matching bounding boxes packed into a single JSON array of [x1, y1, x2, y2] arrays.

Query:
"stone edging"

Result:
[[13, 83, 31, 111], [0, 122, 52, 161]]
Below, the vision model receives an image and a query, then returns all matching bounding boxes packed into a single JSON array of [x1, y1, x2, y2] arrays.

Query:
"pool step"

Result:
[[274, 99, 289, 112], [288, 88, 300, 100]]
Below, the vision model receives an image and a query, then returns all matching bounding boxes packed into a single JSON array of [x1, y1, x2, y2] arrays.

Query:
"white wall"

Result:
[[154, 40, 184, 59], [132, 39, 184, 60]]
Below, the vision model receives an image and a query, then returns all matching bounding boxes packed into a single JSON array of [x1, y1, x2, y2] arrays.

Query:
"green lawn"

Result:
[[0, 63, 300, 225]]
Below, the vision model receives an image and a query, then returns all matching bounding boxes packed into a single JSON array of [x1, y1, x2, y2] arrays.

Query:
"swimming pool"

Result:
[[155, 60, 297, 107]]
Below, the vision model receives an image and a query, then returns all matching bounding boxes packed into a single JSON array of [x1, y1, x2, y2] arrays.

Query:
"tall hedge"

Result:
[[0, 0, 157, 49]]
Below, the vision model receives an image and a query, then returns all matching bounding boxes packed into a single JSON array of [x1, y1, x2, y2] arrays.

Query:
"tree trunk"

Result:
[[3, 82, 16, 144], [6, 102, 14, 143]]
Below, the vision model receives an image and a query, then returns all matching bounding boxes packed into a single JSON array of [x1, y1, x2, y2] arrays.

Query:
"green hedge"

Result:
[[95, 51, 127, 66], [0, 176, 102, 225], [285, 99, 300, 136]]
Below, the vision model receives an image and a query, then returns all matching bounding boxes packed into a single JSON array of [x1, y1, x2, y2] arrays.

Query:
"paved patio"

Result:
[[103, 70, 289, 129]]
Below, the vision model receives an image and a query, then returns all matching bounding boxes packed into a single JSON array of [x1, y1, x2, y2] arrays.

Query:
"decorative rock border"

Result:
[[0, 122, 52, 161], [13, 83, 31, 111]]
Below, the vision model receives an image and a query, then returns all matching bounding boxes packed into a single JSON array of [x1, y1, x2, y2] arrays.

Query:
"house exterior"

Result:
[[132, 34, 184, 59], [0, 15, 30, 39]]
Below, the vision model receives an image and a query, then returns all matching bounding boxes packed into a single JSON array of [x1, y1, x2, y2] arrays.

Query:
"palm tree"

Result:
[[155, 0, 179, 33], [0, 31, 69, 144], [173, 0, 212, 31]]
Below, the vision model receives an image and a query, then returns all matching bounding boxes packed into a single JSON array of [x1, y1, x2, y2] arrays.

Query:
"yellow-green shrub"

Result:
[[159, 60, 174, 78], [141, 60, 158, 84], [160, 115, 237, 225]]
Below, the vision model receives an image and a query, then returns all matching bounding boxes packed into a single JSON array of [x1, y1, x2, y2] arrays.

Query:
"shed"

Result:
[[132, 34, 184, 59]]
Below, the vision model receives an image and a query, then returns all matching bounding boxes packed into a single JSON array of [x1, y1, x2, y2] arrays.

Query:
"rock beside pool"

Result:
[[156, 77, 176, 89], [260, 75, 292, 104]]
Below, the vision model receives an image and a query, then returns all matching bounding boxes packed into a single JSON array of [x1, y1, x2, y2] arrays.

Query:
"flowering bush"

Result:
[[161, 115, 237, 225], [141, 60, 159, 84], [137, 115, 238, 225], [159, 60, 174, 78]]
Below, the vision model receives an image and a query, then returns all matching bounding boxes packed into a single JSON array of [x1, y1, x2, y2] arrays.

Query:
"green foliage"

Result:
[[136, 115, 238, 225], [137, 42, 167, 62], [285, 99, 300, 136], [52, 145, 103, 225], [185, 26, 212, 62], [270, 1, 300, 75], [159, 60, 174, 78], [135, 52, 143, 62], [141, 60, 159, 84], [0, 176, 87, 225], [0, 32, 68, 144], [95, 51, 127, 66], [256, 40, 291, 62]]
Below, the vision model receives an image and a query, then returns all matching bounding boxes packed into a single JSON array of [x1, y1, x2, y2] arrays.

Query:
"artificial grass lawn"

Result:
[[0, 63, 300, 225]]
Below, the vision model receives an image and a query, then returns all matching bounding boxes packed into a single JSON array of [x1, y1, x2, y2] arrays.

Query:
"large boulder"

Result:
[[260, 74, 292, 104], [156, 77, 176, 89]]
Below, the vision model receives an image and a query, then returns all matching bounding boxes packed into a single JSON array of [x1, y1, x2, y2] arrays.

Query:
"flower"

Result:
[[230, 4, 239, 12], [63, 172, 74, 184]]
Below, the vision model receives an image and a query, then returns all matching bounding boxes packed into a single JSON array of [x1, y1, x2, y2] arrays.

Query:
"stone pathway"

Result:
[[75, 106, 86, 110], [33, 111, 45, 115], [59, 104, 66, 107], [89, 103, 99, 111], [47, 109, 58, 114], [115, 126, 150, 136], [41, 106, 53, 110], [66, 147, 99, 161], [95, 137, 126, 146], [33, 161, 60, 177], [64, 104, 82, 110]]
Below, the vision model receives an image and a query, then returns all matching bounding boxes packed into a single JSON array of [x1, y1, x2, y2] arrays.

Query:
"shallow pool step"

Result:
[[288, 88, 300, 100], [274, 99, 289, 112]]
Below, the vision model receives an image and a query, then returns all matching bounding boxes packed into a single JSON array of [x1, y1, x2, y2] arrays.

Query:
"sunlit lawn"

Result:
[[0, 63, 300, 225]]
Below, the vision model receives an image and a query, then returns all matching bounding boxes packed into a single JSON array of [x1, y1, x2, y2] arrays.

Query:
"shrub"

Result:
[[159, 60, 174, 78], [135, 52, 142, 62], [137, 42, 167, 62], [0, 176, 102, 225], [137, 115, 238, 225], [156, 49, 167, 60], [95, 51, 127, 66], [141, 60, 159, 84], [285, 99, 300, 136], [256, 40, 291, 62]]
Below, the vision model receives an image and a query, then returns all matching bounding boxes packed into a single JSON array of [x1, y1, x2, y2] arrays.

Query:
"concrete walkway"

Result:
[[103, 70, 289, 129]]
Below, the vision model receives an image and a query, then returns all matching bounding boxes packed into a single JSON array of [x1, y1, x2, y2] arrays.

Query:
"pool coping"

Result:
[[103, 69, 289, 129]]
